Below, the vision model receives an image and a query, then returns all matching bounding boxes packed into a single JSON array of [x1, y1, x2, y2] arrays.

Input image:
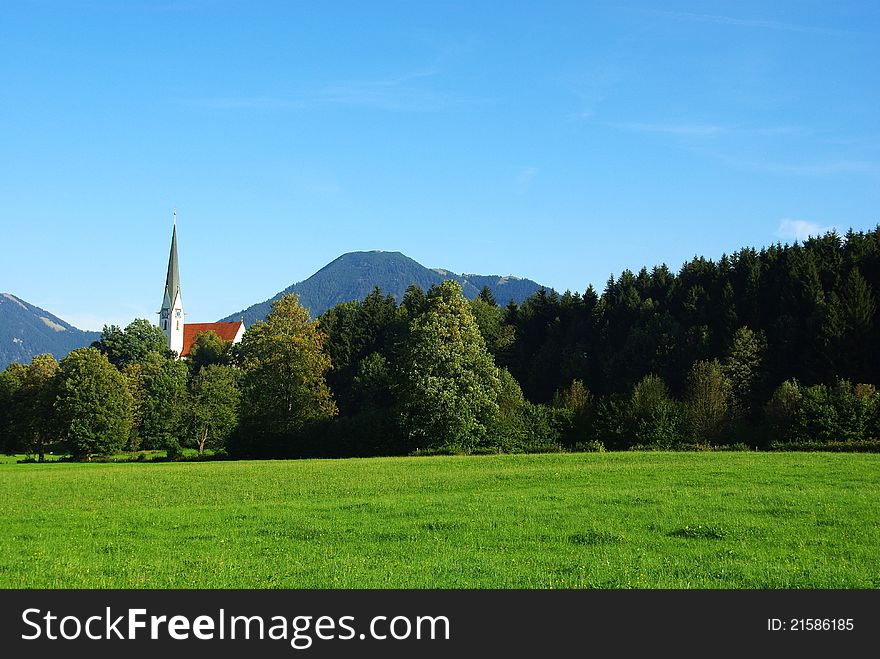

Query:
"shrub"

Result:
[[684, 360, 733, 443], [552, 379, 594, 446], [628, 374, 684, 448], [518, 403, 564, 453], [593, 395, 629, 450], [572, 440, 606, 453], [767, 439, 880, 452], [765, 379, 878, 445], [764, 379, 802, 443]]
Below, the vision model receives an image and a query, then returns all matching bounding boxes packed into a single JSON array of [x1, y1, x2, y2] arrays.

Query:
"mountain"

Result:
[[0, 294, 101, 369], [220, 251, 546, 325]]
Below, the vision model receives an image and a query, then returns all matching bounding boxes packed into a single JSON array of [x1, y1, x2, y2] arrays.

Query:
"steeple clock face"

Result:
[[160, 309, 169, 320], [175, 309, 182, 319]]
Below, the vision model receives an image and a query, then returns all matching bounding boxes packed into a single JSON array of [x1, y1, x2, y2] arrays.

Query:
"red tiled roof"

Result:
[[181, 321, 244, 357]]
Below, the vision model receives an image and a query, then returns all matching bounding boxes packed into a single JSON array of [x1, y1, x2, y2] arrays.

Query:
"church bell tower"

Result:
[[160, 210, 185, 356]]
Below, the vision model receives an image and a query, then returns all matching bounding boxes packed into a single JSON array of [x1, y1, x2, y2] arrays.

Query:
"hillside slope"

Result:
[[0, 293, 100, 369], [220, 251, 545, 324]]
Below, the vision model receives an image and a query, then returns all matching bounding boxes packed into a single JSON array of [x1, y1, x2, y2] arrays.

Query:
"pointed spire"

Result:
[[163, 212, 181, 310]]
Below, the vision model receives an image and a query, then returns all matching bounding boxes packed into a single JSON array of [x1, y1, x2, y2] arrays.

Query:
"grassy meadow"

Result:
[[0, 452, 877, 588]]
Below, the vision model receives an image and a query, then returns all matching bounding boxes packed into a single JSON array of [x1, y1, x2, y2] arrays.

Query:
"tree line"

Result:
[[1, 226, 878, 461]]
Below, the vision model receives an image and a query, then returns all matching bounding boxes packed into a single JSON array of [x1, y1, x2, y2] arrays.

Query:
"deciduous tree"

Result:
[[186, 365, 240, 456], [125, 352, 189, 454], [397, 280, 501, 452], [237, 294, 337, 440], [628, 373, 682, 448], [187, 330, 233, 375], [685, 359, 733, 443], [93, 318, 170, 367], [0, 357, 58, 459], [55, 348, 132, 460], [0, 362, 27, 454]]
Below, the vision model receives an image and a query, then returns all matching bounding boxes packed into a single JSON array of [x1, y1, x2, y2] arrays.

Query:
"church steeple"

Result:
[[159, 210, 185, 356], [163, 214, 181, 310]]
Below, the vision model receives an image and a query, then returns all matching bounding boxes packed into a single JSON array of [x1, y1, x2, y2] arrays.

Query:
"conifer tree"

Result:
[[839, 268, 876, 382], [721, 326, 766, 416]]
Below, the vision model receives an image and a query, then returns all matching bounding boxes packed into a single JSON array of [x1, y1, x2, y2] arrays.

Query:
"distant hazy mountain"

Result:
[[220, 251, 546, 325], [0, 294, 101, 369]]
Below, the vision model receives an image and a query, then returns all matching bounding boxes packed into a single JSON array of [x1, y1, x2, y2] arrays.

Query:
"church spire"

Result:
[[160, 211, 185, 356], [164, 220, 181, 309]]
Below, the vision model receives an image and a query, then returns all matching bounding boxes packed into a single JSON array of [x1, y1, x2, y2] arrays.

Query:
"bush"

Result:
[[552, 379, 594, 446], [767, 439, 880, 452], [727, 442, 753, 451], [792, 384, 839, 442], [484, 408, 527, 454], [164, 439, 184, 460], [685, 360, 733, 443], [593, 395, 629, 450], [676, 443, 722, 452], [764, 379, 878, 446], [572, 440, 606, 453], [628, 374, 684, 449], [494, 403, 564, 454], [764, 379, 802, 443]]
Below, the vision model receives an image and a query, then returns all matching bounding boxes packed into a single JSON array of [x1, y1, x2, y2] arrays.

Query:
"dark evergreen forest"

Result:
[[501, 228, 879, 402]]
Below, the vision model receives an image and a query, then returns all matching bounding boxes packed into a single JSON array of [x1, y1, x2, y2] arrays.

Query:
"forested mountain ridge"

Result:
[[0, 294, 100, 369], [220, 250, 544, 325]]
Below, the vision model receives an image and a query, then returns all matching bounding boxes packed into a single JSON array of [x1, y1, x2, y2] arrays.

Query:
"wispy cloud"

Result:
[[603, 121, 806, 138], [559, 24, 652, 122], [183, 97, 307, 111], [745, 126, 807, 137], [645, 9, 849, 37], [515, 167, 538, 194], [598, 121, 876, 178], [608, 121, 726, 136], [818, 135, 880, 150], [566, 109, 595, 121], [309, 72, 465, 111], [766, 160, 880, 177], [182, 70, 488, 113], [776, 219, 837, 242], [719, 155, 880, 178]]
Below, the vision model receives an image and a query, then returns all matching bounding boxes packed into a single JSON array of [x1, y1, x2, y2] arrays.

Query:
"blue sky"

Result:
[[1, 1, 878, 330]]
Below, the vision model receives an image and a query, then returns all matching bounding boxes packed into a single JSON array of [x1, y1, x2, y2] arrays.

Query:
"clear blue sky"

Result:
[[2, 1, 878, 330]]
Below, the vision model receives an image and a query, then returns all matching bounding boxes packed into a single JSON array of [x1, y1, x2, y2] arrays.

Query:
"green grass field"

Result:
[[1, 452, 877, 588]]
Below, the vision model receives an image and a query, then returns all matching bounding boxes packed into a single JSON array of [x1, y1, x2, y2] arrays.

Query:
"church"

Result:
[[159, 213, 245, 357]]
